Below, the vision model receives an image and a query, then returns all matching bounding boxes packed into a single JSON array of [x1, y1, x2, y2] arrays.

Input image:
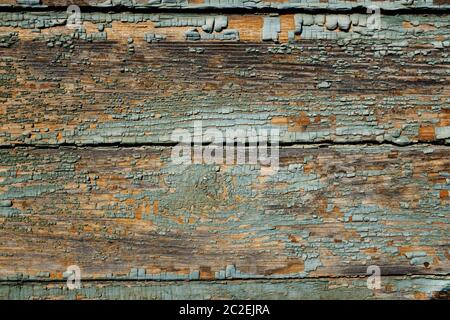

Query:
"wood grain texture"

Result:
[[0, 13, 449, 146], [1, 277, 449, 300], [0, 5, 449, 300], [0, 145, 448, 281], [2, 0, 450, 10]]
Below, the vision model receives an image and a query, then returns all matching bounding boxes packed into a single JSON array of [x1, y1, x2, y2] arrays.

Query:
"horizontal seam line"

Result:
[[0, 274, 449, 284], [0, 140, 449, 149], [1, 6, 450, 15]]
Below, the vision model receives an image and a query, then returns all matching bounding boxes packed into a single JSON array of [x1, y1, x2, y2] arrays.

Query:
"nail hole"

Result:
[[424, 262, 430, 268]]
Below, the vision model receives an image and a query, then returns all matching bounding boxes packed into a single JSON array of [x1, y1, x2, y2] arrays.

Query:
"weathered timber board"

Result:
[[0, 13, 449, 146], [0, 145, 448, 281], [1, 277, 449, 300], [2, 0, 450, 10]]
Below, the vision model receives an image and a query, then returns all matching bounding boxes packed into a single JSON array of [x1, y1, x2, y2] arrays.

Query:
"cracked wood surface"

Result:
[[1, 277, 449, 299], [0, 13, 450, 146], [0, 146, 449, 281], [2, 0, 450, 11], [0, 3, 449, 300]]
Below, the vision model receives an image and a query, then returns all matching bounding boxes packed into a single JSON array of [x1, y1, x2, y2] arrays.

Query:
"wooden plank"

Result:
[[0, 145, 448, 281], [1, 277, 449, 300], [2, 0, 450, 10], [0, 12, 449, 147]]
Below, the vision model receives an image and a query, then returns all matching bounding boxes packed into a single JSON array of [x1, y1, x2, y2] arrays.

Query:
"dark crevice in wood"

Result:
[[0, 140, 448, 150], [1, 6, 450, 15], [1, 273, 448, 284]]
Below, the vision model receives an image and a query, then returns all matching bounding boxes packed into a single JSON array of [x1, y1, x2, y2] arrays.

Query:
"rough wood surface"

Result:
[[1, 277, 449, 300], [1, 13, 450, 146], [0, 2, 449, 300], [2, 0, 450, 10], [0, 146, 448, 280]]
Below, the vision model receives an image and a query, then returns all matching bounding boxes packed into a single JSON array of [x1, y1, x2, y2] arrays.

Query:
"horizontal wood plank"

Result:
[[1, 13, 449, 147], [0, 145, 448, 281], [1, 277, 449, 300], [2, 0, 450, 10]]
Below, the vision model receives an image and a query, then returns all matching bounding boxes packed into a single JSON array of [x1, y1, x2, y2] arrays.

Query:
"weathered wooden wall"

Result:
[[0, 0, 449, 299]]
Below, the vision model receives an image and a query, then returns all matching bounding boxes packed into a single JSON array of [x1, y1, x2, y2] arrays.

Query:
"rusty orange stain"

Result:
[[153, 200, 159, 215], [418, 125, 435, 141], [271, 117, 289, 125]]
